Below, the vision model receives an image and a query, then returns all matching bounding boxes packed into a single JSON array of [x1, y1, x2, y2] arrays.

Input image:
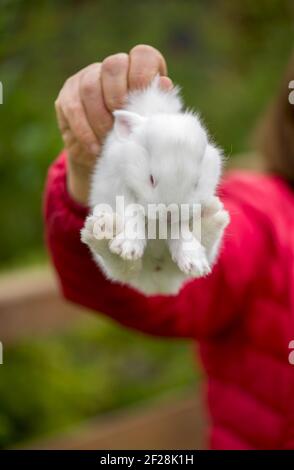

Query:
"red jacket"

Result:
[[44, 152, 294, 449]]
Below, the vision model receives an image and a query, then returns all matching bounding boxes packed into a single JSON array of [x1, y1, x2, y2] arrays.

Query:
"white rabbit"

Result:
[[81, 77, 229, 294]]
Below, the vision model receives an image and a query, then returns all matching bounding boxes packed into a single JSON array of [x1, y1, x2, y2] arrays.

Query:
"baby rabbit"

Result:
[[81, 77, 229, 294]]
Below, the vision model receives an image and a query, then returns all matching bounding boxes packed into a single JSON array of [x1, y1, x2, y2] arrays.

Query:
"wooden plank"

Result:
[[0, 266, 92, 344], [0, 267, 207, 450], [23, 391, 206, 450]]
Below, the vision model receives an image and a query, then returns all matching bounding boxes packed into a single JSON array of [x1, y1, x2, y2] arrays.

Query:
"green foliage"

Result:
[[0, 0, 294, 448], [0, 317, 196, 448], [0, 0, 293, 267]]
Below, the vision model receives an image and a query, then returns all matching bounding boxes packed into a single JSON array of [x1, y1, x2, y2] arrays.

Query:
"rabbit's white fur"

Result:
[[81, 77, 229, 294]]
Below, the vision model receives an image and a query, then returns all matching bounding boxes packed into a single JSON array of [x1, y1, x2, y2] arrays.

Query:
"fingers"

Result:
[[56, 75, 100, 155], [101, 53, 129, 111], [100, 48, 170, 112], [79, 63, 113, 140], [128, 44, 167, 89], [55, 46, 170, 161]]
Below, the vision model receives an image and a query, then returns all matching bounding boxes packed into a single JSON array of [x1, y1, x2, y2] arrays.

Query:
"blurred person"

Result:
[[44, 45, 294, 450]]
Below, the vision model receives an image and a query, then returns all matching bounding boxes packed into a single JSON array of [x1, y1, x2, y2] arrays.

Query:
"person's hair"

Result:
[[259, 53, 294, 186]]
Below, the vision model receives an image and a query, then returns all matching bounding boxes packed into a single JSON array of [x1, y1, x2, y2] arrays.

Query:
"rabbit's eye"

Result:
[[150, 174, 156, 187]]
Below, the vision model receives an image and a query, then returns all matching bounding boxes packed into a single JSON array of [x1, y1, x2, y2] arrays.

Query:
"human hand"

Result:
[[55, 45, 172, 204]]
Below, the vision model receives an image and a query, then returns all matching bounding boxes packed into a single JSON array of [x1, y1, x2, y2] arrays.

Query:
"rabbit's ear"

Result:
[[113, 110, 145, 139]]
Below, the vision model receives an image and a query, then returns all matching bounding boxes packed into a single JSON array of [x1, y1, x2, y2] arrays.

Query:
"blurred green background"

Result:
[[0, 0, 293, 448]]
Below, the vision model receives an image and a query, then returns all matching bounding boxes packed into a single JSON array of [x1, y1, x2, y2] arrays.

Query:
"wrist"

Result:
[[67, 158, 92, 206]]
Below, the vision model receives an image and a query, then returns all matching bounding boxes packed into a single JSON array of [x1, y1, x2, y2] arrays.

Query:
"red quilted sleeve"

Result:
[[44, 152, 265, 339]]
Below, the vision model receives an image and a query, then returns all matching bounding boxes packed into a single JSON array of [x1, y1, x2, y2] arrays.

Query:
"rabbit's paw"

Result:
[[109, 236, 145, 261], [201, 199, 230, 238], [202, 197, 230, 230], [172, 241, 211, 277], [211, 209, 230, 231], [81, 215, 97, 244], [201, 196, 223, 218], [90, 210, 116, 240], [177, 251, 211, 277]]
